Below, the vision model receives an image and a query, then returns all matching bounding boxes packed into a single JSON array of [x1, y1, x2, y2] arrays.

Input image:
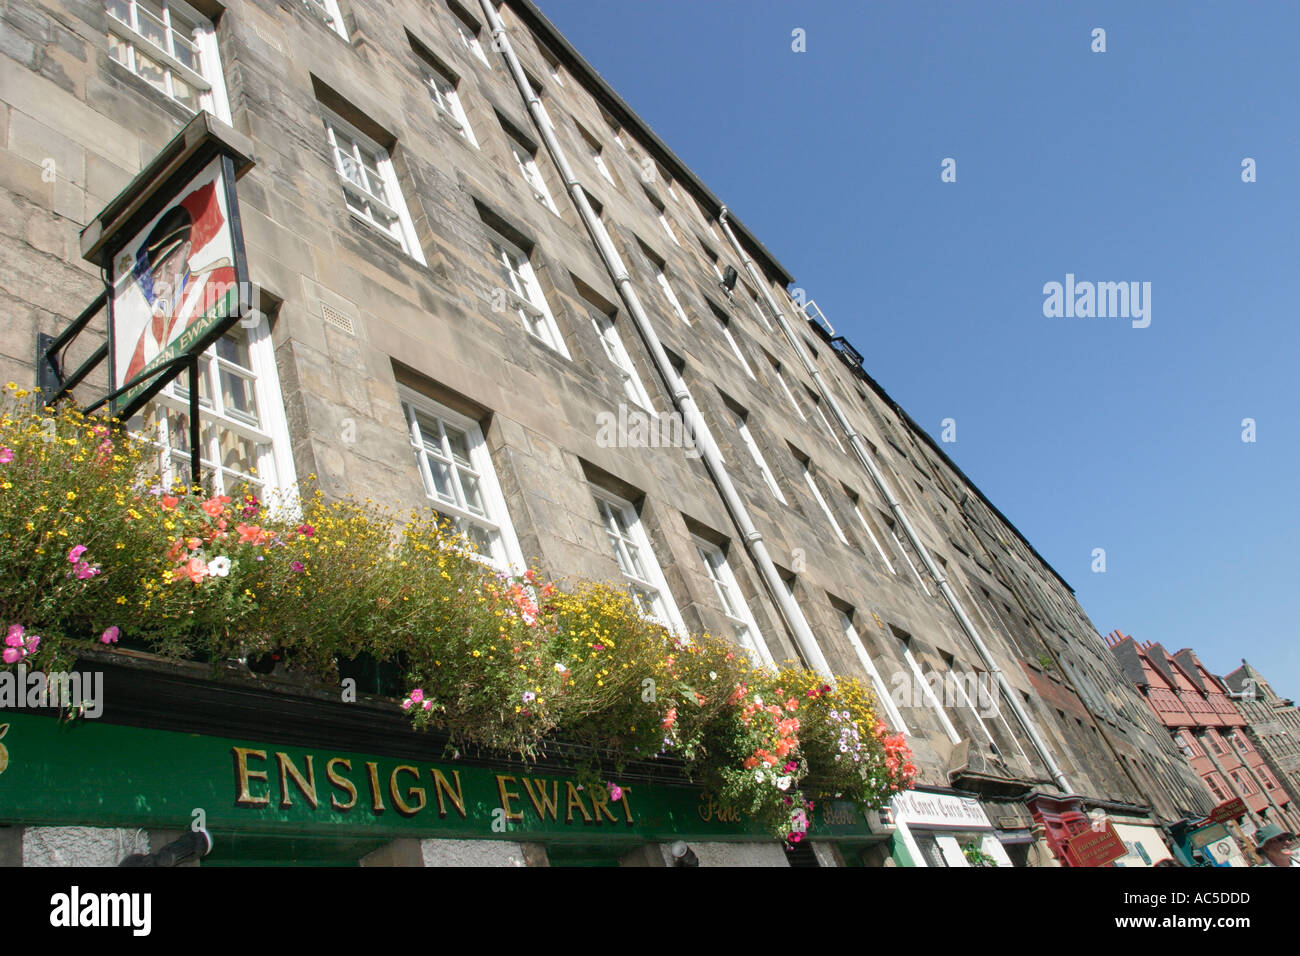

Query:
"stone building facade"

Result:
[[0, 0, 1216, 866], [1222, 660, 1300, 822]]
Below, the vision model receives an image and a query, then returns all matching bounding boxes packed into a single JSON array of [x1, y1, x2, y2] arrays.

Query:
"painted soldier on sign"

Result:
[[121, 179, 236, 386]]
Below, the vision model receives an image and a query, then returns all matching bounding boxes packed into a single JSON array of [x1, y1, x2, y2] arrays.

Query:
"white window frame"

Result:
[[849, 494, 895, 573], [590, 308, 653, 411], [809, 391, 846, 453], [770, 359, 806, 421], [695, 537, 772, 668], [645, 190, 678, 246], [888, 521, 932, 596], [400, 389, 525, 575], [488, 235, 569, 357], [729, 407, 786, 504], [321, 110, 425, 264], [133, 316, 296, 504], [802, 460, 848, 545], [839, 610, 908, 734], [745, 286, 772, 331], [654, 268, 691, 325], [422, 63, 477, 147], [593, 490, 686, 635], [508, 132, 558, 213], [897, 637, 962, 745], [104, 0, 231, 122], [300, 0, 348, 40], [716, 313, 755, 379], [452, 5, 491, 66]]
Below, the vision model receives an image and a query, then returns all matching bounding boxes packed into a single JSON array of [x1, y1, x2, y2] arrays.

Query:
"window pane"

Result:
[[134, 50, 168, 93]]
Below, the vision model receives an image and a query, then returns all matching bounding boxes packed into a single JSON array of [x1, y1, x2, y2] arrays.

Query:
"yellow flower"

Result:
[[65, 491, 76, 501], [116, 596, 127, 605]]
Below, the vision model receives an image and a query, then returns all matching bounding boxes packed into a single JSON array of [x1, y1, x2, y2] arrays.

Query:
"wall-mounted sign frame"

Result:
[[37, 112, 255, 491]]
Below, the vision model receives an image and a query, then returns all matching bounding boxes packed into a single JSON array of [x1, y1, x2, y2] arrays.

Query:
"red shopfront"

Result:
[[1026, 794, 1127, 867]]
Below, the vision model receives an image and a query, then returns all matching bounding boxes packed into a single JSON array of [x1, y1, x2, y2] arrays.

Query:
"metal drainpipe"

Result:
[[716, 209, 1072, 792], [480, 1, 833, 679]]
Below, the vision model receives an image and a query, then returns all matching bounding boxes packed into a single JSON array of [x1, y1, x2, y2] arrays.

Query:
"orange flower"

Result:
[[186, 537, 202, 551], [166, 539, 186, 562], [236, 523, 269, 545], [661, 707, 677, 730], [743, 756, 758, 770], [200, 498, 225, 518], [161, 495, 179, 510], [173, 557, 208, 584]]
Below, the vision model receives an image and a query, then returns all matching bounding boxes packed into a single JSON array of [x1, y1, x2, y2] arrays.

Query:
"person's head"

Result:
[[1153, 857, 1181, 867], [1256, 823, 1295, 866], [136, 206, 193, 307]]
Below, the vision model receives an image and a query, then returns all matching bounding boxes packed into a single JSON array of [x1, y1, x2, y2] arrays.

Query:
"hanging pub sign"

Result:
[[107, 154, 243, 416], [38, 112, 255, 487]]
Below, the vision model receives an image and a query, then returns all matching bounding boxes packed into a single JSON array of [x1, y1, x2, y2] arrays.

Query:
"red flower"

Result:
[[161, 495, 179, 510]]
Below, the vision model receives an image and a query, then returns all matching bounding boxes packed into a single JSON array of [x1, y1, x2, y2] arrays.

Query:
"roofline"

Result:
[[513, 0, 1073, 594], [838, 355, 1077, 594], [508, 0, 794, 286]]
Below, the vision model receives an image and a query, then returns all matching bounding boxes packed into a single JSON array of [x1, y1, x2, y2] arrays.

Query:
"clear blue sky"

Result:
[[536, 0, 1300, 699]]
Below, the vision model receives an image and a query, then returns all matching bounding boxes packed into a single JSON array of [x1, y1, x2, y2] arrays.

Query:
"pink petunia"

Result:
[[67, 545, 88, 564], [101, 626, 120, 645], [0, 447, 13, 464]]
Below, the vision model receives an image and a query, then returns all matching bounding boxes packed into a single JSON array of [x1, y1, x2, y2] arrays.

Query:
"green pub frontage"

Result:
[[0, 654, 893, 867]]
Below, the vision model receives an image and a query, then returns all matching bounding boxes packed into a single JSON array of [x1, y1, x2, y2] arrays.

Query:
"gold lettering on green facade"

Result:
[[588, 785, 619, 824], [275, 752, 319, 810], [618, 787, 634, 825], [232, 748, 270, 807], [521, 778, 560, 820], [430, 768, 467, 819], [697, 791, 740, 823], [389, 765, 427, 817], [365, 761, 385, 814], [326, 758, 358, 811], [564, 782, 593, 824], [495, 775, 524, 822]]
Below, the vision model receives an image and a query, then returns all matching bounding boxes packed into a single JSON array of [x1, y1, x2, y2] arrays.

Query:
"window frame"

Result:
[[320, 109, 426, 263], [588, 306, 653, 411], [694, 536, 772, 667], [729, 406, 786, 504], [592, 489, 686, 635], [653, 266, 691, 326], [421, 60, 478, 147], [104, 0, 231, 122], [838, 608, 908, 734], [487, 233, 569, 357], [133, 315, 296, 502], [450, 2, 491, 66], [399, 388, 525, 575], [800, 457, 848, 545], [506, 130, 558, 213], [300, 0, 348, 40]]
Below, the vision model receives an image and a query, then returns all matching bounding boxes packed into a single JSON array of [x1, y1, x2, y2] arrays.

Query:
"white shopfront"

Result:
[[892, 791, 1013, 867]]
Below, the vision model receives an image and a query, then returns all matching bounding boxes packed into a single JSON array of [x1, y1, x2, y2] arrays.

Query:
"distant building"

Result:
[[1109, 633, 1299, 841], [1223, 660, 1300, 818]]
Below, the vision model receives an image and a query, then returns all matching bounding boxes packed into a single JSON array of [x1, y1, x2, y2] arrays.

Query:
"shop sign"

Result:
[[891, 790, 991, 829], [1064, 821, 1127, 867], [0, 713, 880, 844], [1206, 797, 1247, 824]]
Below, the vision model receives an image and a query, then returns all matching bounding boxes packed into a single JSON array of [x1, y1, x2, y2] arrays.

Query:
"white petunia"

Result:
[[207, 556, 231, 577], [775, 775, 792, 791]]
